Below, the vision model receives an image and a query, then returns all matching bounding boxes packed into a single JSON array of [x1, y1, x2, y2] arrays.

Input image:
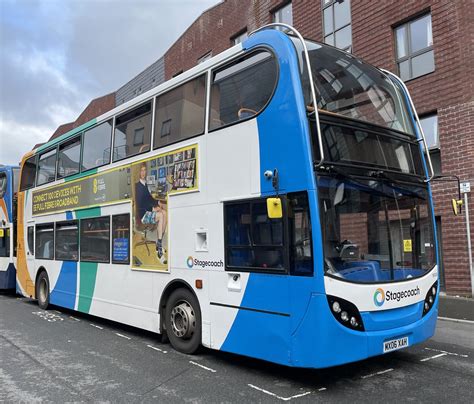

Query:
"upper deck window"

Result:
[[20, 156, 37, 191], [82, 121, 112, 171], [209, 51, 278, 131], [36, 149, 57, 186], [395, 14, 434, 81], [294, 39, 415, 135], [113, 102, 152, 161], [57, 136, 81, 179], [154, 75, 206, 149]]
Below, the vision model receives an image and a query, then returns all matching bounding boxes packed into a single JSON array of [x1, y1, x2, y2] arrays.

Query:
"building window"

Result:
[[273, 2, 293, 26], [36, 148, 57, 186], [57, 136, 81, 179], [113, 102, 152, 162], [80, 216, 110, 263], [154, 75, 206, 149], [419, 113, 441, 174], [395, 14, 434, 81], [209, 51, 278, 131], [322, 0, 352, 52], [197, 52, 212, 64], [55, 221, 78, 261], [232, 30, 248, 45], [36, 223, 54, 260], [82, 121, 112, 171], [225, 198, 286, 271]]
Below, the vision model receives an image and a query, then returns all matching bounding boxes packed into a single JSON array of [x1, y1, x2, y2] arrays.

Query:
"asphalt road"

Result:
[[1, 293, 473, 403]]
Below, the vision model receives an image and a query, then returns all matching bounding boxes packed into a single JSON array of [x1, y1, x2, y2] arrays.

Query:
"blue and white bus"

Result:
[[0, 165, 20, 290], [16, 25, 438, 368]]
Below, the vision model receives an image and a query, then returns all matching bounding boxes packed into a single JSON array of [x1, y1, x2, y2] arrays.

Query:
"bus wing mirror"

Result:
[[267, 197, 283, 219], [452, 199, 463, 216]]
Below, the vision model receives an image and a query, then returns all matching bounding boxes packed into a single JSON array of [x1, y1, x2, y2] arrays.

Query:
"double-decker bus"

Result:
[[16, 25, 439, 368], [0, 165, 20, 290]]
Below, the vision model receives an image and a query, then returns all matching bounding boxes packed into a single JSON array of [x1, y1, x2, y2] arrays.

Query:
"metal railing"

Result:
[[249, 23, 325, 168]]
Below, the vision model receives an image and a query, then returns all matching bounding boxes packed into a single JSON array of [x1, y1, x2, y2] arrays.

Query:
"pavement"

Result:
[[438, 294, 474, 321]]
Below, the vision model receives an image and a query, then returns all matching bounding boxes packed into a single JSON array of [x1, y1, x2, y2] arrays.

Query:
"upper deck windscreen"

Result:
[[293, 39, 415, 135]]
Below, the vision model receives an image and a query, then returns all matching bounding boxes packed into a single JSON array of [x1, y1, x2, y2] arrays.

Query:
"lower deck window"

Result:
[[36, 223, 54, 260], [55, 221, 78, 261], [80, 217, 110, 262], [0, 227, 10, 257], [112, 214, 130, 264]]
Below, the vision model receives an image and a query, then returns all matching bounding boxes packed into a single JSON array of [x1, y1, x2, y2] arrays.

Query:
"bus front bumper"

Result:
[[290, 293, 437, 368]]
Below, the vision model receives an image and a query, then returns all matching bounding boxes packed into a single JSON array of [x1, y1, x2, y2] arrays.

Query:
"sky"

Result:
[[0, 0, 218, 166]]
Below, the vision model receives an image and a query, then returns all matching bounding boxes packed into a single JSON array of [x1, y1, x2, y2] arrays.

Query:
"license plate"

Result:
[[383, 336, 409, 353]]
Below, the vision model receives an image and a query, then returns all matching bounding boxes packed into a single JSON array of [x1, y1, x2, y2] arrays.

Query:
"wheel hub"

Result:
[[170, 300, 196, 339]]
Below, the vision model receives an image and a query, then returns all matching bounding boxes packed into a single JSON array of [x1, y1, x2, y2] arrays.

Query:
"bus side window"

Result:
[[35, 223, 54, 260], [209, 51, 278, 131], [36, 148, 58, 186], [113, 102, 152, 162], [112, 214, 130, 264], [27, 226, 35, 256], [225, 198, 286, 272]]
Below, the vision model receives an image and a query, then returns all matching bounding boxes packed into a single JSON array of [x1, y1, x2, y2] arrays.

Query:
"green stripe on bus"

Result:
[[37, 118, 97, 153], [65, 168, 98, 182], [75, 206, 101, 219], [78, 262, 98, 313], [75, 206, 101, 313]]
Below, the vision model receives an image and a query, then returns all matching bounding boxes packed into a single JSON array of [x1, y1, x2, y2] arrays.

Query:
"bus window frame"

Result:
[[223, 196, 290, 275], [152, 73, 207, 152], [113, 101, 153, 164], [56, 135, 82, 180], [80, 120, 113, 175], [20, 155, 38, 192], [36, 147, 59, 187], [207, 47, 280, 134]]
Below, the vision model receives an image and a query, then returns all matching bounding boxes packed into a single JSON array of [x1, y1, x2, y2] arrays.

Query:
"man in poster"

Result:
[[135, 163, 167, 264]]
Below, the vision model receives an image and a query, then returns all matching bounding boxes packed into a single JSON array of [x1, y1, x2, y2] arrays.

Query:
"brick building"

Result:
[[53, 0, 474, 296]]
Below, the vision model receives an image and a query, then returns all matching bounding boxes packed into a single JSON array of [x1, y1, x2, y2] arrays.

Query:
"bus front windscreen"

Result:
[[294, 39, 415, 136], [318, 174, 435, 283]]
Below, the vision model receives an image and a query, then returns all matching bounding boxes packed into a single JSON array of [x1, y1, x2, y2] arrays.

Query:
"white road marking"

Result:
[[248, 384, 313, 401], [115, 333, 131, 340], [361, 368, 394, 379], [318, 388, 327, 392], [420, 353, 448, 362], [438, 316, 474, 325], [189, 361, 217, 373], [147, 344, 167, 354], [70, 316, 80, 321], [90, 324, 103, 330], [425, 347, 468, 358]]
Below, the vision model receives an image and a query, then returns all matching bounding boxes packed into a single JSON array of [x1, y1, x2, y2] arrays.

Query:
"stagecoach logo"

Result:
[[186, 256, 224, 269], [373, 288, 385, 307], [186, 256, 194, 268]]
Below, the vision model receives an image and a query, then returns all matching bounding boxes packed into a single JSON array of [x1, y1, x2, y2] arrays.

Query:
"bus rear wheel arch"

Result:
[[164, 287, 201, 354], [35, 269, 50, 310]]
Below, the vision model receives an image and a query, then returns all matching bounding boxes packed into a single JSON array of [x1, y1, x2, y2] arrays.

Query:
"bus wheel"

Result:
[[165, 288, 201, 354], [36, 271, 50, 310]]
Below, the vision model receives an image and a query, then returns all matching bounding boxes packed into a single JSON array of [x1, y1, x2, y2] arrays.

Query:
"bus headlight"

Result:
[[422, 281, 438, 316], [327, 295, 364, 331]]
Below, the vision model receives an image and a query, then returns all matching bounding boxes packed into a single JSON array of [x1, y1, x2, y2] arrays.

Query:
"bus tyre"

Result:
[[36, 271, 50, 310], [165, 288, 201, 354]]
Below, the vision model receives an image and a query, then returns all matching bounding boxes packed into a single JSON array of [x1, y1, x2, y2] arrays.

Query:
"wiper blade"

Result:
[[369, 170, 425, 199]]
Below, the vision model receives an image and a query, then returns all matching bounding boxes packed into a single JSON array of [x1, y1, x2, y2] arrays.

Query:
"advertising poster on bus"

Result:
[[131, 144, 198, 271]]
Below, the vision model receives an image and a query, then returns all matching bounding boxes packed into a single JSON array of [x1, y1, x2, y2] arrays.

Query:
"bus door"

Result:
[[209, 197, 291, 358]]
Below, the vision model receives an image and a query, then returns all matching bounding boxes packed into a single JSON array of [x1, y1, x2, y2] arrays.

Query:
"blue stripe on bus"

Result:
[[50, 261, 77, 309]]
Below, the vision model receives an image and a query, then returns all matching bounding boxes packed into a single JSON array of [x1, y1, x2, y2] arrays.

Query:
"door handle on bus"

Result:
[[228, 273, 241, 292]]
